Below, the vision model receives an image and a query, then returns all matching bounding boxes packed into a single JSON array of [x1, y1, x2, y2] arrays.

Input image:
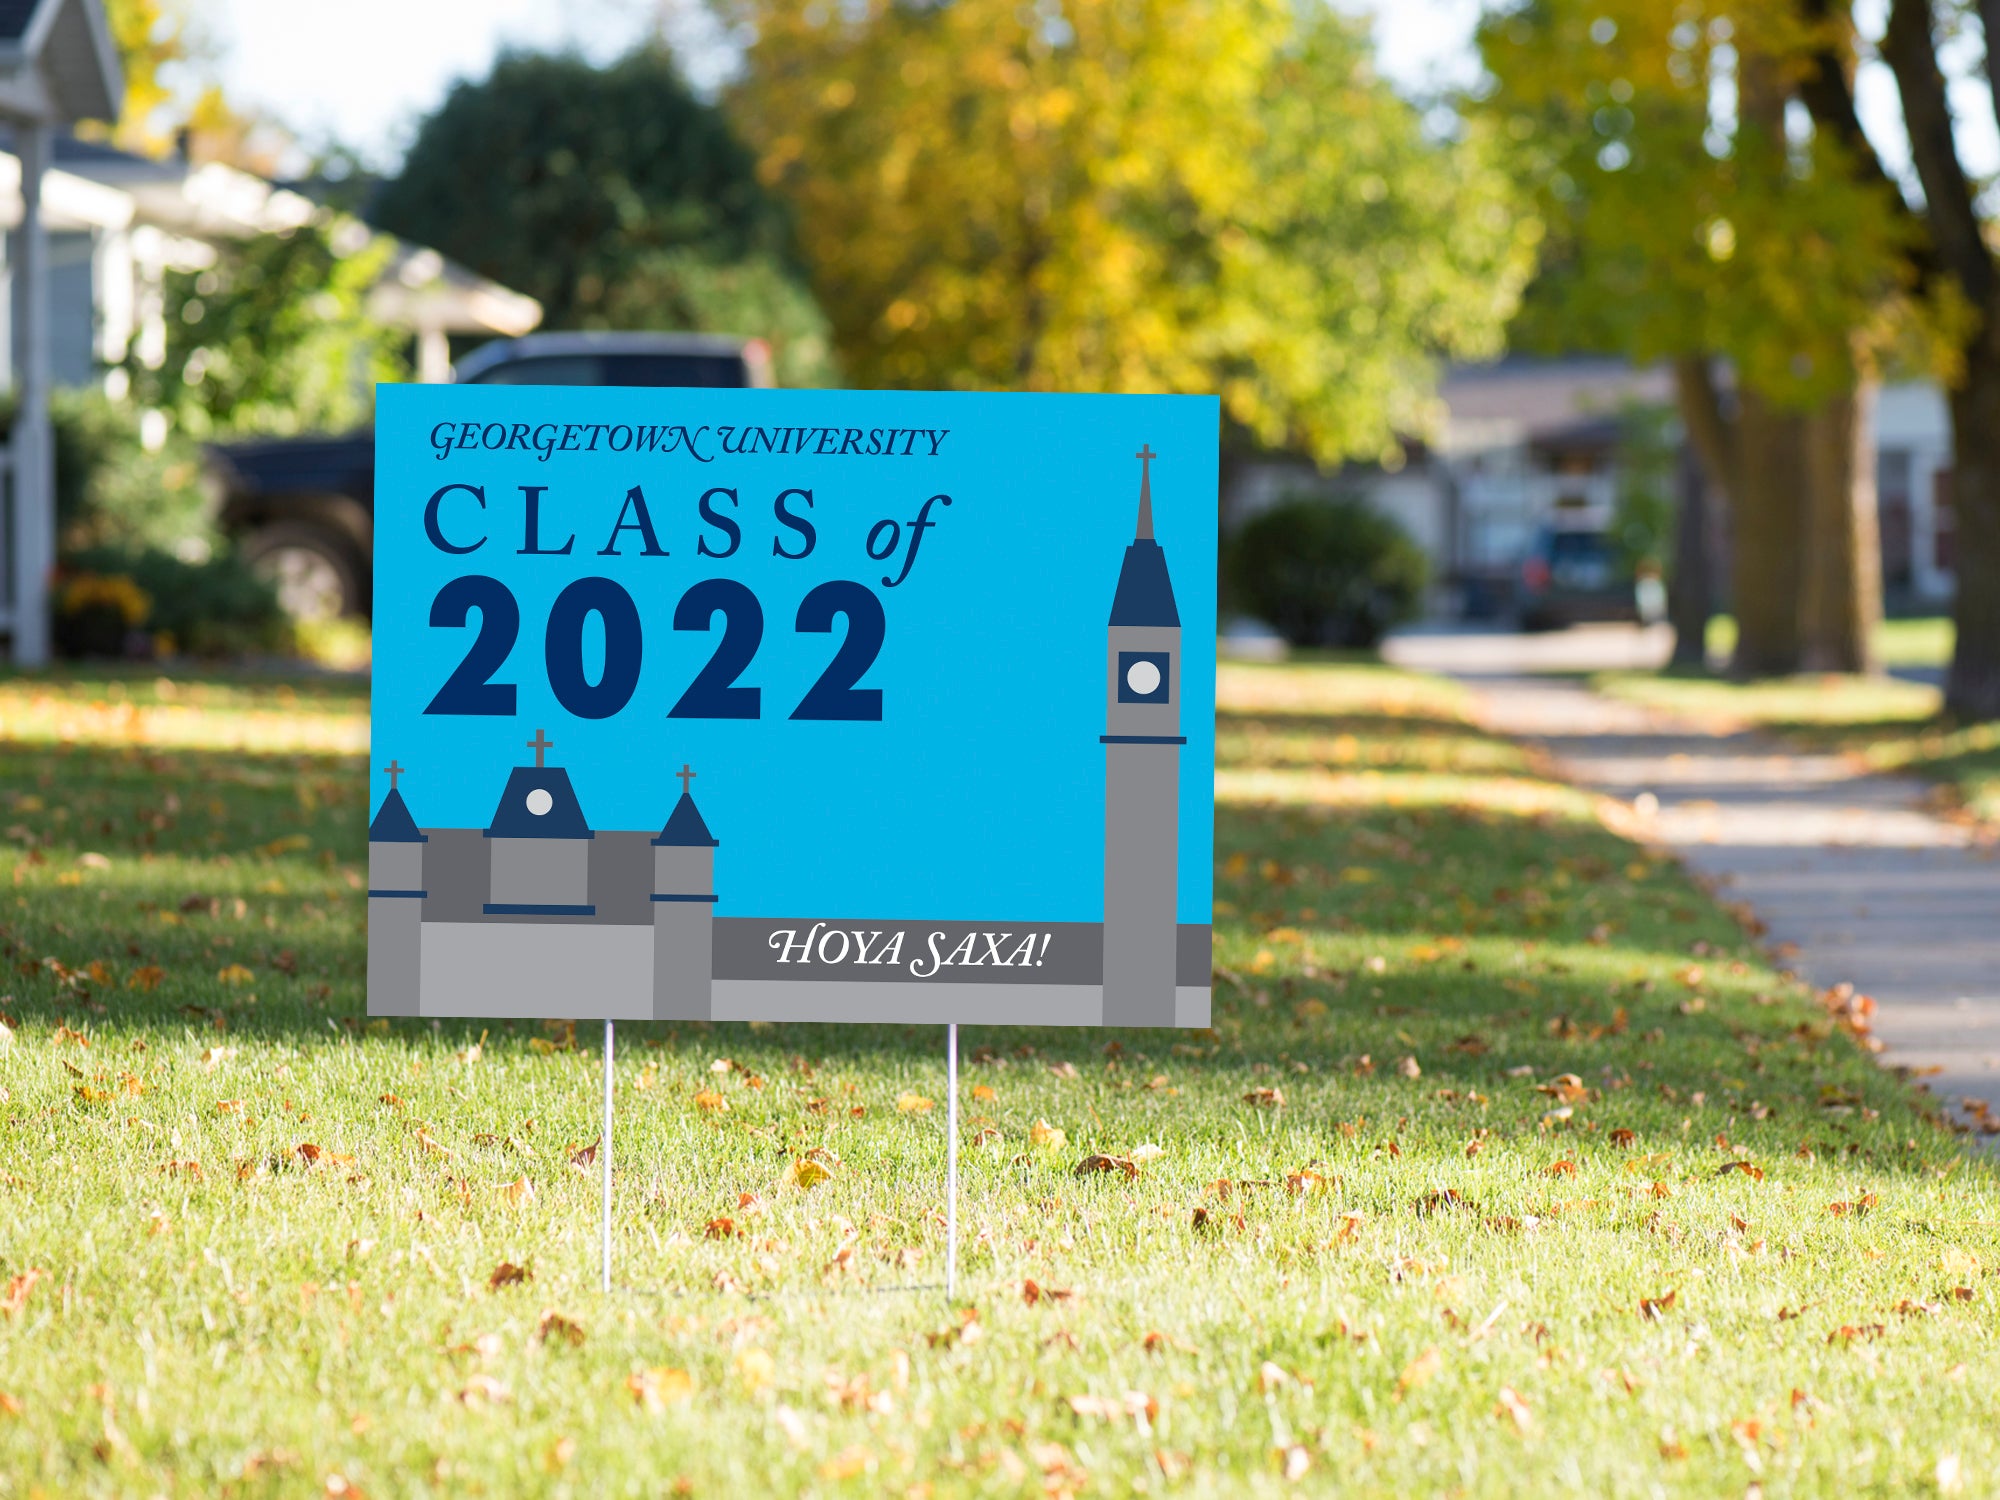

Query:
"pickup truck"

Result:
[[209, 332, 774, 619]]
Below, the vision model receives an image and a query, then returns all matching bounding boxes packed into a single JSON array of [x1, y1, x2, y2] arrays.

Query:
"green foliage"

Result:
[[1227, 496, 1429, 648], [123, 224, 406, 440], [1610, 402, 1676, 576], [373, 48, 834, 385], [52, 389, 215, 556], [725, 0, 1538, 463], [1477, 3, 1930, 405], [60, 545, 292, 659]]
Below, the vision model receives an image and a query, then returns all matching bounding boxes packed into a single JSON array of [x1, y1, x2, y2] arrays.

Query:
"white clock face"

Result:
[[1125, 658, 1162, 697], [525, 788, 554, 817]]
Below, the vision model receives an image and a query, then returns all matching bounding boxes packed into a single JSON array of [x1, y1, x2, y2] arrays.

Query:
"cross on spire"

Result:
[[676, 763, 697, 794], [1134, 443, 1157, 540], [526, 729, 553, 768], [383, 760, 404, 791]]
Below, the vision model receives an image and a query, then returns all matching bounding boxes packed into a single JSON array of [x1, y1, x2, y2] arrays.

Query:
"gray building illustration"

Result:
[[367, 446, 1208, 1027], [1101, 445, 1185, 1026]]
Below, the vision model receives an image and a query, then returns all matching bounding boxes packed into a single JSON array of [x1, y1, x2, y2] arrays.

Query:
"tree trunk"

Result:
[[1728, 387, 1807, 677], [1799, 379, 1883, 674], [1668, 441, 1712, 668], [1946, 358, 2000, 718]]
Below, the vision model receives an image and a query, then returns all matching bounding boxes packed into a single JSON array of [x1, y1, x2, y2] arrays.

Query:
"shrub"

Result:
[[1227, 496, 1429, 649], [53, 389, 216, 556], [59, 546, 292, 660]]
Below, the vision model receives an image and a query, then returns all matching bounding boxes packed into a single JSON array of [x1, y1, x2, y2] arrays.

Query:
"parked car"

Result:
[[1516, 525, 1640, 631], [211, 333, 775, 620]]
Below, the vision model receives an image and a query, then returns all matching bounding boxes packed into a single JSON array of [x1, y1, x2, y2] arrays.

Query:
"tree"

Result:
[[123, 223, 405, 439], [1481, 4, 1917, 676], [372, 48, 833, 386], [1789, 0, 2000, 717], [720, 0, 1538, 467]]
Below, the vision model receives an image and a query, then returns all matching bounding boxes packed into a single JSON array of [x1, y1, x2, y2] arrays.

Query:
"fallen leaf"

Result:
[[127, 966, 164, 992], [1545, 1160, 1577, 1179], [1827, 1193, 1878, 1217], [217, 964, 255, 986], [535, 1311, 585, 1347], [735, 1348, 776, 1393], [694, 1090, 729, 1114], [819, 1446, 873, 1480], [1286, 1168, 1332, 1195], [457, 1373, 511, 1405], [1242, 1087, 1285, 1108], [1029, 1118, 1067, 1150], [488, 1262, 531, 1291], [1716, 1161, 1765, 1182], [786, 1157, 833, 1190], [0, 1269, 44, 1318], [1075, 1154, 1139, 1180], [970, 1083, 996, 1101], [1639, 1290, 1677, 1320], [1021, 1279, 1077, 1307], [500, 1176, 533, 1207], [1495, 1386, 1534, 1433], [896, 1093, 933, 1114], [1130, 1143, 1166, 1163], [1066, 1391, 1158, 1429], [1396, 1055, 1422, 1079], [1397, 1347, 1443, 1394], [629, 1367, 695, 1411]]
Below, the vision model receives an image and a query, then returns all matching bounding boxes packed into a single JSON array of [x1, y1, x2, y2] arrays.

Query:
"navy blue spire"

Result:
[[485, 766, 593, 839], [653, 792, 719, 847], [1110, 444, 1179, 626], [368, 787, 427, 843]]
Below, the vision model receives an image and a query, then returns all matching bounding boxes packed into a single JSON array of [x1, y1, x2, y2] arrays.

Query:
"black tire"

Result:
[[240, 522, 365, 621]]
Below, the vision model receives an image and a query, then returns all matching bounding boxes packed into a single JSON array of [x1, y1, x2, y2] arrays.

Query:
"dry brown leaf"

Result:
[[1075, 1154, 1139, 1180], [127, 966, 164, 992], [500, 1176, 533, 1207], [1638, 1289, 1678, 1320], [970, 1083, 996, 1101], [1545, 1160, 1577, 1179], [1397, 1347, 1443, 1394], [488, 1262, 531, 1291], [896, 1093, 933, 1114], [1029, 1118, 1067, 1150], [786, 1157, 833, 1190], [535, 1311, 585, 1347], [0, 1269, 44, 1319], [1021, 1279, 1077, 1307], [629, 1367, 695, 1411], [1716, 1161, 1765, 1182], [694, 1090, 728, 1114], [1495, 1386, 1534, 1433], [1242, 1087, 1285, 1108]]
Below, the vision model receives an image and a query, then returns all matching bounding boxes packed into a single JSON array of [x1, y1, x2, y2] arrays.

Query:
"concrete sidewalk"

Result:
[[1386, 628, 2000, 1135]]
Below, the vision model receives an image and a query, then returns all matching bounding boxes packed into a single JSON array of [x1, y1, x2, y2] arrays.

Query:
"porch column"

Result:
[[10, 121, 52, 665]]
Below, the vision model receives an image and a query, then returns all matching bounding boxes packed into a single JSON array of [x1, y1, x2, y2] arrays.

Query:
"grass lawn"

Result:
[[1702, 616, 1956, 672], [1, 662, 1996, 1498], [1593, 665, 2000, 827]]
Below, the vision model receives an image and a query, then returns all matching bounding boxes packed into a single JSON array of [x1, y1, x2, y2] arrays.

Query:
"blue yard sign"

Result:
[[369, 387, 1217, 1027]]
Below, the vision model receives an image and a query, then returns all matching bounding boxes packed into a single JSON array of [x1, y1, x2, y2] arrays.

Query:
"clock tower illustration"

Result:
[[1100, 445, 1184, 1026]]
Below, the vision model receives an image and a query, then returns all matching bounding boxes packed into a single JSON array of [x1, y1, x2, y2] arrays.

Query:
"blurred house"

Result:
[[0, 125, 542, 661], [1225, 356, 1957, 620]]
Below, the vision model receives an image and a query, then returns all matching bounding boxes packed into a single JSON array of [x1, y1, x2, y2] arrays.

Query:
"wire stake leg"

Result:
[[946, 1022, 959, 1302], [601, 1018, 614, 1294]]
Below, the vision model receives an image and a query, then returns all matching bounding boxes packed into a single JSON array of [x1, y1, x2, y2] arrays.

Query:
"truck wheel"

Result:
[[242, 523, 364, 621]]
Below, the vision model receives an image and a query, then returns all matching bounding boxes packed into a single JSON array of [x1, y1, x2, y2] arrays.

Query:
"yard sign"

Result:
[[368, 387, 1217, 1028]]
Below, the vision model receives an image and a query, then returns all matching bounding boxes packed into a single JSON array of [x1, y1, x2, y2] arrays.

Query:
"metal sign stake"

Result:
[[601, 1018, 615, 1293], [946, 1022, 959, 1301]]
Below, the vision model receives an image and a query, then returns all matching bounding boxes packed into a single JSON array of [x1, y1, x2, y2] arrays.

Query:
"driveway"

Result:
[[1385, 624, 2000, 1135]]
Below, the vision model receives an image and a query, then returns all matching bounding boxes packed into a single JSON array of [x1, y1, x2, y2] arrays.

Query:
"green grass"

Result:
[[1594, 664, 2000, 827], [1702, 615, 1955, 671], [1, 663, 1996, 1498]]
